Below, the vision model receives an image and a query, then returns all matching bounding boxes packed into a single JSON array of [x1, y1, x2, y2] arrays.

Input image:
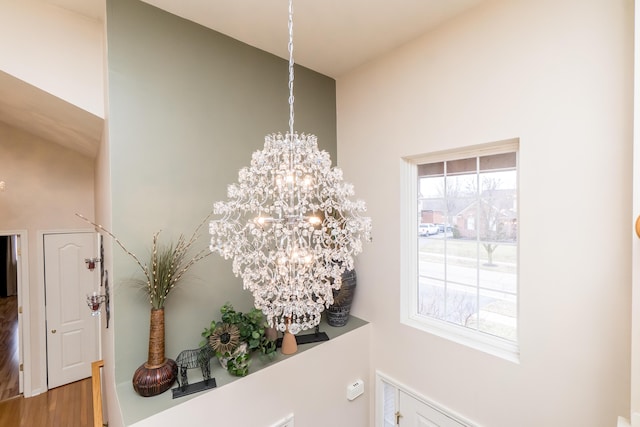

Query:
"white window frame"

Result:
[[400, 139, 520, 363]]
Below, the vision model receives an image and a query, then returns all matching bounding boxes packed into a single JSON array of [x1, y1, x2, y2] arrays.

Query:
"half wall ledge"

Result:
[[116, 316, 369, 426]]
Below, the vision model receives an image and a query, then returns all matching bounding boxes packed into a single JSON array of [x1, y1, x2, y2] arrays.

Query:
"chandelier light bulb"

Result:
[[209, 0, 371, 334]]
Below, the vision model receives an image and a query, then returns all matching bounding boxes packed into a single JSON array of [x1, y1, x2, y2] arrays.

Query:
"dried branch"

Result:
[[76, 212, 213, 309]]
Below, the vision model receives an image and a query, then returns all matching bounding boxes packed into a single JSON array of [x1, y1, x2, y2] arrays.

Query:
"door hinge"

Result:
[[17, 248, 21, 257], [18, 306, 22, 314], [396, 411, 403, 425], [19, 364, 23, 372]]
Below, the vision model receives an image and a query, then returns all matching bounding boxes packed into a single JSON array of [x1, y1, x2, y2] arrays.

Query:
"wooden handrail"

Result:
[[92, 360, 105, 427]]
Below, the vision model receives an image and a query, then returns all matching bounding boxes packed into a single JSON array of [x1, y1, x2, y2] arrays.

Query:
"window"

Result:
[[401, 140, 519, 361]]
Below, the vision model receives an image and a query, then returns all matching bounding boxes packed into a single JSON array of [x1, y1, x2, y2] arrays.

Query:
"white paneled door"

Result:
[[378, 374, 471, 427], [44, 232, 99, 389], [398, 390, 466, 427]]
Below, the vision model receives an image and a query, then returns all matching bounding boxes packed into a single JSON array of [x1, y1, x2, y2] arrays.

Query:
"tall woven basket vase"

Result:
[[132, 308, 177, 397]]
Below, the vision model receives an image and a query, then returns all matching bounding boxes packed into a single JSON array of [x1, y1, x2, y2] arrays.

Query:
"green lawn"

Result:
[[419, 237, 517, 274]]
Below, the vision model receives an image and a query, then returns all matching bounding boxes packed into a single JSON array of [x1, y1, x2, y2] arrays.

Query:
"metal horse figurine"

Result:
[[175, 344, 216, 389]]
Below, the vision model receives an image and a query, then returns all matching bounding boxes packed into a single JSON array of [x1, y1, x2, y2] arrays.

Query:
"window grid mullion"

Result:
[[443, 161, 448, 322], [475, 157, 481, 333]]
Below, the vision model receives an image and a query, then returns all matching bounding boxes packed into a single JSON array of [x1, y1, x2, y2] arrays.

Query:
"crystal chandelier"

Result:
[[209, 0, 371, 335]]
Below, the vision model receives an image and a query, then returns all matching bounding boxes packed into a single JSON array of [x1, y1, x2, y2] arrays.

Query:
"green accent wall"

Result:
[[106, 0, 336, 386]]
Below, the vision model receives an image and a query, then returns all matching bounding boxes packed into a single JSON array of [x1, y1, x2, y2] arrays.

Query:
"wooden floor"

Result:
[[0, 295, 19, 401], [0, 297, 95, 426], [0, 378, 93, 427]]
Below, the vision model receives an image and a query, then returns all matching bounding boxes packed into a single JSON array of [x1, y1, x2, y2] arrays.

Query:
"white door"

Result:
[[379, 374, 470, 427], [398, 390, 466, 427], [44, 232, 99, 389]]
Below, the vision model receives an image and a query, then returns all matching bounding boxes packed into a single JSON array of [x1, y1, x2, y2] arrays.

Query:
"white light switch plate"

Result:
[[270, 413, 294, 427]]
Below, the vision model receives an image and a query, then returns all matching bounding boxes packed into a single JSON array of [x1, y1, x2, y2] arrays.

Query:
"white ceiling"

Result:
[[45, 0, 485, 78], [44, 0, 104, 21], [138, 0, 484, 78], [0, 70, 103, 158], [2, 0, 485, 157]]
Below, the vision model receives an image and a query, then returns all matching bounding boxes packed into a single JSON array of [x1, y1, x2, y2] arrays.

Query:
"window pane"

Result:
[[382, 382, 397, 427], [418, 162, 444, 177], [444, 240, 478, 288], [450, 197, 477, 240], [446, 173, 476, 197], [445, 282, 477, 327], [447, 157, 476, 175], [479, 152, 516, 171], [420, 176, 444, 198], [418, 277, 445, 318], [478, 244, 517, 294], [419, 237, 445, 281], [476, 289, 517, 341]]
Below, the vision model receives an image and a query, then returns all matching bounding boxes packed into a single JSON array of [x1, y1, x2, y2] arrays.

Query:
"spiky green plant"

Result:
[[76, 212, 212, 309]]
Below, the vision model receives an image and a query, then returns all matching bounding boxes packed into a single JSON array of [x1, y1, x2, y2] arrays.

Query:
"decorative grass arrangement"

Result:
[[76, 212, 212, 309]]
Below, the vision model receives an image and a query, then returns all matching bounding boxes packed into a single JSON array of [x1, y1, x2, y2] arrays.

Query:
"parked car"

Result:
[[436, 223, 453, 233], [419, 223, 439, 236]]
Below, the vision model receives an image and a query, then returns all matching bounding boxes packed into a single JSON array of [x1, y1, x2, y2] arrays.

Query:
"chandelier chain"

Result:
[[288, 0, 295, 139]]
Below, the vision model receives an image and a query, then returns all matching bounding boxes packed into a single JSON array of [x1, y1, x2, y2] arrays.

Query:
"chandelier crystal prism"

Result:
[[209, 0, 371, 335]]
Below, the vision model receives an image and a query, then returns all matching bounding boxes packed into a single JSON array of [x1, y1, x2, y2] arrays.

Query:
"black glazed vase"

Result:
[[326, 269, 357, 327]]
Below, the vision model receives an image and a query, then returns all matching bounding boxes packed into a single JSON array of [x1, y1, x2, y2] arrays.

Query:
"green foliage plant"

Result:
[[225, 349, 251, 377], [201, 303, 277, 376]]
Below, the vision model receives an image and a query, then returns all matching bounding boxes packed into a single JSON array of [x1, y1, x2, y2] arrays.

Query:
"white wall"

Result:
[[633, 2, 640, 424], [0, 0, 104, 117], [0, 121, 96, 395], [128, 325, 371, 427], [337, 0, 633, 426], [96, 120, 123, 426]]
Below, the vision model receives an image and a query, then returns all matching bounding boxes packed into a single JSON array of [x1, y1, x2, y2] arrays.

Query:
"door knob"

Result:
[[51, 329, 57, 334], [636, 216, 640, 239]]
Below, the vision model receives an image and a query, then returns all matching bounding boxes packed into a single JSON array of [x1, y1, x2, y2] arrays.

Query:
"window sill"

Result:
[[116, 316, 369, 426], [402, 314, 519, 364]]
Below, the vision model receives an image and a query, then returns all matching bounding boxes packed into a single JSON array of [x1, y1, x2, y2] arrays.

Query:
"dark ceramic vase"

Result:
[[326, 269, 357, 327]]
